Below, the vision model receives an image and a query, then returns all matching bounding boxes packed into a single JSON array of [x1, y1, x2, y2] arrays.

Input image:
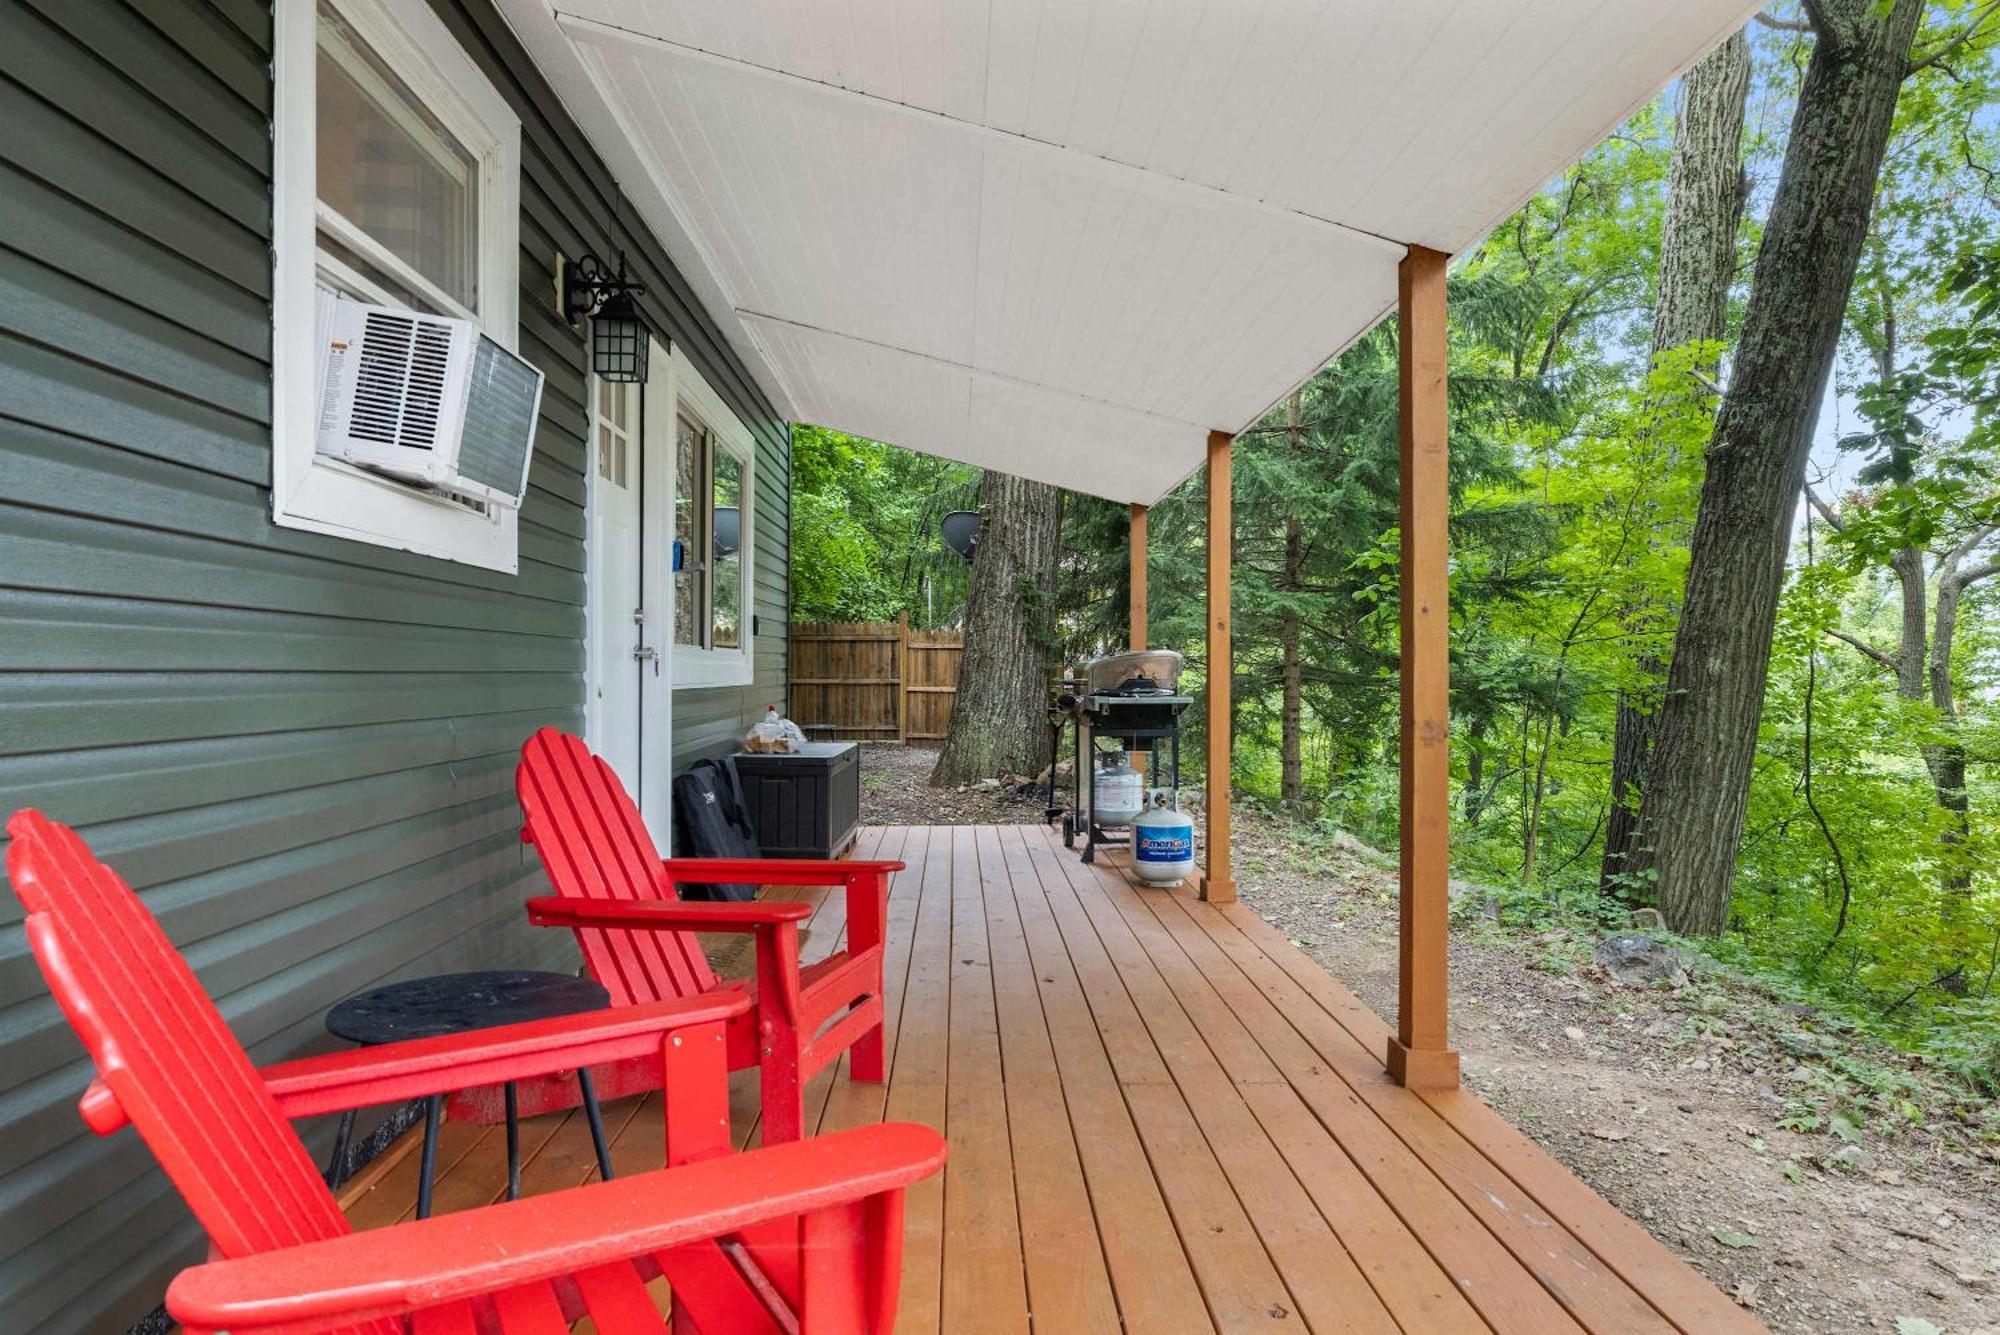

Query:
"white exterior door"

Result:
[[586, 374, 647, 793], [585, 338, 678, 845]]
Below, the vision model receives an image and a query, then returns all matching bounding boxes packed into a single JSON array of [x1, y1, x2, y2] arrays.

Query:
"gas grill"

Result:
[[1045, 651, 1192, 864]]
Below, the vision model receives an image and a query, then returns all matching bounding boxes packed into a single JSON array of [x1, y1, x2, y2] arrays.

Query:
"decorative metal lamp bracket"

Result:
[[562, 251, 645, 326]]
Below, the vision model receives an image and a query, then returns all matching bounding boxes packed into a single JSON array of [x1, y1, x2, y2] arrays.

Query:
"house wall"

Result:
[[0, 2, 789, 1330]]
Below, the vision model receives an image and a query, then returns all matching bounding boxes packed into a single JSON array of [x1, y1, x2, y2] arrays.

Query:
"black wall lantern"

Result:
[[563, 251, 651, 383]]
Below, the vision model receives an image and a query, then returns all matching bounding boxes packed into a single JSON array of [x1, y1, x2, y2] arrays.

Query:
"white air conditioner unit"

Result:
[[314, 292, 544, 509]]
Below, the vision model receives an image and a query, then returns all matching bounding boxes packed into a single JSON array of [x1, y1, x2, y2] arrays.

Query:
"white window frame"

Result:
[[271, 0, 523, 572], [666, 345, 756, 690]]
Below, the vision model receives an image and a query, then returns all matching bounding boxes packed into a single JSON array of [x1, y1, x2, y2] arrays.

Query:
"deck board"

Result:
[[341, 822, 1765, 1335]]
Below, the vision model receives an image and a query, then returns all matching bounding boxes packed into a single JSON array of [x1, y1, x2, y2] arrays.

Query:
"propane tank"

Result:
[[1133, 790, 1196, 884], [1091, 751, 1145, 827]]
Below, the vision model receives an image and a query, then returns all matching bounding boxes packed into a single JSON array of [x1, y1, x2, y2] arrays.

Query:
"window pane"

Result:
[[317, 231, 434, 312], [673, 415, 708, 647], [317, 3, 479, 308], [711, 451, 742, 650]]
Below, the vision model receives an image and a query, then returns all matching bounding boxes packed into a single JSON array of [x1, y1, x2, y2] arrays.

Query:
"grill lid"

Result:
[[1083, 649, 1184, 696]]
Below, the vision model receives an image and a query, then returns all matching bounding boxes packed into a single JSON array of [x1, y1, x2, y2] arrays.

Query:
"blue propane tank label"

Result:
[[1136, 826, 1193, 862]]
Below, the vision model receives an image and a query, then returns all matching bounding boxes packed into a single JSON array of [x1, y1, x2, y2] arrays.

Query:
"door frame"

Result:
[[637, 335, 675, 844]]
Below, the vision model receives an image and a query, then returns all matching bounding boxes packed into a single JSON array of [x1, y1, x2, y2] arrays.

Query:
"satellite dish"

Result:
[[713, 505, 740, 557], [940, 509, 981, 561]]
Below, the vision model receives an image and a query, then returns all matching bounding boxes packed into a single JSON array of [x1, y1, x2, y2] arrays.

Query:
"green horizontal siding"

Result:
[[0, 1, 789, 1330]]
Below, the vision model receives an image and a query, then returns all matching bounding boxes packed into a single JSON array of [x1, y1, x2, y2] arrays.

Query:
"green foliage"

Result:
[[788, 425, 978, 625]]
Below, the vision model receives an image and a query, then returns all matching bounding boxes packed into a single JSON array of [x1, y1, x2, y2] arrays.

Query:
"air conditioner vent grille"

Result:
[[351, 310, 452, 452]]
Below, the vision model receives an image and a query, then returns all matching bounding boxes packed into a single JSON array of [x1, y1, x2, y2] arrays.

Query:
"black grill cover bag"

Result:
[[672, 757, 760, 902]]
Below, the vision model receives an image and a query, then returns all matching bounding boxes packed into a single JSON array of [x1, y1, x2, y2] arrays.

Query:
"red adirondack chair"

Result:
[[496, 728, 899, 1144], [7, 808, 944, 1333]]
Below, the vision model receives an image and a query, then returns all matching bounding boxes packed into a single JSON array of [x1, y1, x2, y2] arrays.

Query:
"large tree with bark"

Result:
[[1629, 0, 1931, 933], [931, 471, 1063, 785], [1600, 29, 1752, 895]]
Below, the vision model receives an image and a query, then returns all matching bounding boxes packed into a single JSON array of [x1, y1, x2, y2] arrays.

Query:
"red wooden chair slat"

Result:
[[504, 728, 902, 1141], [12, 811, 353, 1264], [573, 1262, 671, 1334], [7, 809, 945, 1334], [491, 1282, 569, 1333], [409, 1303, 479, 1335], [519, 731, 702, 1003]]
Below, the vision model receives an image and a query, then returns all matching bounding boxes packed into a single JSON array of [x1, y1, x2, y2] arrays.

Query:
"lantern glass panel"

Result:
[[592, 295, 647, 382]]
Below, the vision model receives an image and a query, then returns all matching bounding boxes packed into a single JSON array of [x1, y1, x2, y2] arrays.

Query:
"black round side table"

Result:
[[324, 970, 615, 1218]]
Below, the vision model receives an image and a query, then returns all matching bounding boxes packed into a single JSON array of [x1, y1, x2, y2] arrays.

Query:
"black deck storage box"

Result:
[[731, 742, 861, 859]]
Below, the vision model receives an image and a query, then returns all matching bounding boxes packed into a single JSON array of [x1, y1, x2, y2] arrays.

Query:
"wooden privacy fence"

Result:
[[789, 615, 963, 743]]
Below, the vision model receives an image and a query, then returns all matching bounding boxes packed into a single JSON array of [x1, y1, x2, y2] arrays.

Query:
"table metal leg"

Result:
[[415, 1094, 444, 1219], [324, 1108, 357, 1188], [504, 1082, 520, 1201], [577, 1069, 614, 1181]]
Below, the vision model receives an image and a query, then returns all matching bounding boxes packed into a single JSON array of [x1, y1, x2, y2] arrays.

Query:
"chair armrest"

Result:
[[526, 897, 824, 1029], [258, 992, 750, 1120], [526, 895, 813, 933], [167, 1123, 948, 1333], [658, 857, 904, 889]]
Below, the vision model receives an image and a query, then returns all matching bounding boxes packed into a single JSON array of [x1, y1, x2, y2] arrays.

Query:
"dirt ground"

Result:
[[856, 741, 1046, 826], [856, 760, 1999, 1334], [1234, 817, 2000, 1335]]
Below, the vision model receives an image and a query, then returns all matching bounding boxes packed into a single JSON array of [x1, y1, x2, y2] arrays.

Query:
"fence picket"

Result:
[[788, 616, 963, 743]]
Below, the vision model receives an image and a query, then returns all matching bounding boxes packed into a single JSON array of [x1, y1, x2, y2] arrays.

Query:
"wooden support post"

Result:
[[1387, 245, 1459, 1090], [1200, 431, 1235, 904], [1128, 504, 1148, 650]]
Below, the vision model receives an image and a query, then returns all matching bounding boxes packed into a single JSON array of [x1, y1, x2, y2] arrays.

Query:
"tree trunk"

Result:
[[1629, 0, 1926, 935], [1280, 586, 1303, 807], [1927, 535, 1995, 937], [930, 471, 1062, 785], [1463, 718, 1488, 824], [1280, 391, 1306, 808], [1601, 29, 1750, 896], [1649, 29, 1753, 358]]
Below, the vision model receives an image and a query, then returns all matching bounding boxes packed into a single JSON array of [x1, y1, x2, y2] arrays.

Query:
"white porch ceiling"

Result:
[[507, 1, 1761, 505]]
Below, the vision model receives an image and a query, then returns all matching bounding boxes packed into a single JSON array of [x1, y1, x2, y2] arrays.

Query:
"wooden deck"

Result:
[[339, 823, 1764, 1334]]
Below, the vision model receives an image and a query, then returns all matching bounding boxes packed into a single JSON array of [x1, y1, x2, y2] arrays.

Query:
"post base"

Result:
[[1385, 1038, 1460, 1089], [1198, 877, 1236, 904]]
